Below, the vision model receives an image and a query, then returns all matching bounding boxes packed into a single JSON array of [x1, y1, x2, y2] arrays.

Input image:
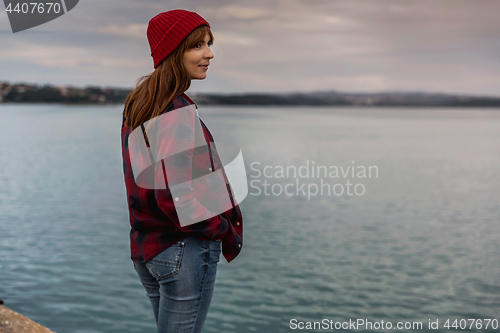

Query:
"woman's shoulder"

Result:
[[172, 93, 198, 109], [160, 93, 197, 118]]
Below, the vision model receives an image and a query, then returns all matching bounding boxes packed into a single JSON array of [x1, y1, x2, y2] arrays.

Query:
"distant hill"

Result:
[[1, 81, 499, 107], [192, 91, 500, 107], [0, 82, 130, 104]]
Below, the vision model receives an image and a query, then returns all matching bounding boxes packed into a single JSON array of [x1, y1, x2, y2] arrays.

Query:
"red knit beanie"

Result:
[[147, 9, 210, 69]]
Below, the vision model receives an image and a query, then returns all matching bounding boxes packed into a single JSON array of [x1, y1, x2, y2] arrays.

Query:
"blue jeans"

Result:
[[133, 237, 222, 333]]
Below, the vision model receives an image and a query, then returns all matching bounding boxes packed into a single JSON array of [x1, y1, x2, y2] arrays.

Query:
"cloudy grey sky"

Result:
[[1, 0, 499, 96]]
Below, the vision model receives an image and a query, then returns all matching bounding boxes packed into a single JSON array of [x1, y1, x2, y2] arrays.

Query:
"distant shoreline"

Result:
[[1, 81, 500, 107], [1, 102, 500, 109]]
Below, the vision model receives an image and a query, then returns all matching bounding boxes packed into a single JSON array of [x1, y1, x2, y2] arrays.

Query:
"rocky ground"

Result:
[[0, 302, 56, 333]]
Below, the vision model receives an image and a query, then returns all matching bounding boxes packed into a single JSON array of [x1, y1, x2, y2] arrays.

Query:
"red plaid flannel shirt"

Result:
[[121, 93, 243, 263]]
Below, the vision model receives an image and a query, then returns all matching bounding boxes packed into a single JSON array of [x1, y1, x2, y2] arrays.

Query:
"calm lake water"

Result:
[[0, 104, 499, 333]]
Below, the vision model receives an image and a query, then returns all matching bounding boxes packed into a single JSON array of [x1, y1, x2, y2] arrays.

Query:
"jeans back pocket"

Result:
[[145, 241, 185, 280]]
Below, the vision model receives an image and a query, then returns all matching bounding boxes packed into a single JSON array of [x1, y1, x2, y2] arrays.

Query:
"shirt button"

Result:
[[208, 167, 212, 171], [236, 222, 240, 226], [174, 197, 179, 202], [238, 244, 241, 248]]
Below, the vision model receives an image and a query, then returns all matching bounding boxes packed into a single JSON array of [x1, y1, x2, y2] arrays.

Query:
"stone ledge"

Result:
[[0, 305, 56, 333]]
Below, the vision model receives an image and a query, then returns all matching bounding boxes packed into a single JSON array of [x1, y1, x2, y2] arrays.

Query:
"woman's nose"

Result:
[[205, 47, 214, 59]]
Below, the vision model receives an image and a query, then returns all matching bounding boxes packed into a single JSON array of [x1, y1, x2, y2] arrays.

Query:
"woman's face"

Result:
[[183, 32, 214, 80]]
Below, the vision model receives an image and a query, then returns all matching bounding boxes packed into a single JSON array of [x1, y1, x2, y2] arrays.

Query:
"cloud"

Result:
[[97, 23, 148, 40], [212, 31, 259, 45], [0, 40, 148, 68], [203, 5, 271, 20]]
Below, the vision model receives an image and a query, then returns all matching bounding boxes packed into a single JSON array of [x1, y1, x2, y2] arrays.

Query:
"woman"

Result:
[[120, 9, 243, 333]]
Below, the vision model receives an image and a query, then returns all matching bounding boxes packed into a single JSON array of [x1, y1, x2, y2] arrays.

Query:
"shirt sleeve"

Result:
[[146, 103, 229, 240]]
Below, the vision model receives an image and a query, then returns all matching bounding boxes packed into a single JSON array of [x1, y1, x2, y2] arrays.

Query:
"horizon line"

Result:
[[1, 80, 500, 99]]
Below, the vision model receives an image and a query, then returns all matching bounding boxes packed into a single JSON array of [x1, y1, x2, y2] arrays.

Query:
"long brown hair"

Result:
[[123, 25, 214, 130]]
